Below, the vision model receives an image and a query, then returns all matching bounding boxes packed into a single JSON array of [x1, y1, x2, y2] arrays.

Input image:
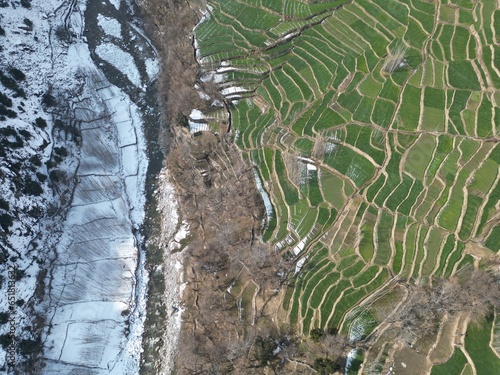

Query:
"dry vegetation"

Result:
[[387, 267, 500, 344], [167, 128, 272, 374], [165, 128, 352, 374], [138, 0, 207, 126], [312, 133, 328, 160], [354, 265, 500, 374]]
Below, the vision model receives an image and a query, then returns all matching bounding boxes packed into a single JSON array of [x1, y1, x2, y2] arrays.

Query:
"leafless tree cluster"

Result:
[[166, 130, 299, 374], [138, 0, 209, 127], [390, 268, 500, 343]]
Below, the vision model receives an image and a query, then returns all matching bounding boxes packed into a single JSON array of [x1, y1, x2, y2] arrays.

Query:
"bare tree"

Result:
[[388, 267, 500, 343]]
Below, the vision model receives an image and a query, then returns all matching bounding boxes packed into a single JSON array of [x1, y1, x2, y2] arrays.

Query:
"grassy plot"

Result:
[[319, 167, 347, 209], [465, 318, 500, 375], [430, 347, 468, 375], [358, 221, 375, 263], [397, 84, 421, 130], [485, 226, 500, 252], [323, 144, 376, 187], [373, 210, 393, 266], [448, 60, 481, 90]]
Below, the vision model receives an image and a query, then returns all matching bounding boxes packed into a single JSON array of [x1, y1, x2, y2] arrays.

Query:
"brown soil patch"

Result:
[[429, 315, 460, 364], [392, 345, 432, 375], [464, 241, 495, 261]]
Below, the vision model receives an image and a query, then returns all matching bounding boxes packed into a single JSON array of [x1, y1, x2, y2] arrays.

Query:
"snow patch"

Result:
[[292, 239, 306, 255], [145, 57, 160, 80], [253, 168, 274, 220], [189, 121, 209, 133], [295, 256, 308, 275], [97, 13, 122, 38], [189, 108, 205, 120], [95, 43, 142, 87], [221, 86, 248, 96], [109, 0, 121, 10]]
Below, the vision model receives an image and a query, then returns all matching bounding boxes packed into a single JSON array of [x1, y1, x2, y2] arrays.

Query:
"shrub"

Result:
[[27, 207, 42, 219], [254, 336, 276, 365], [18, 339, 42, 356], [41, 92, 57, 107], [20, 0, 31, 9], [176, 112, 189, 128], [0, 92, 12, 108], [0, 213, 13, 232], [53, 119, 64, 128], [15, 269, 25, 282], [35, 173, 47, 182], [0, 71, 25, 98], [0, 312, 8, 324], [34, 117, 47, 129], [54, 146, 68, 157], [1, 132, 23, 147], [55, 25, 71, 42], [0, 104, 17, 118], [8, 67, 25, 81], [29, 155, 41, 166], [310, 328, 325, 342], [23, 18, 33, 31], [14, 87, 26, 98], [24, 178, 43, 196], [0, 71, 19, 91], [0, 334, 13, 349], [71, 126, 81, 145], [313, 358, 341, 374], [14, 268, 26, 282], [0, 126, 17, 137], [327, 327, 338, 335], [0, 25, 5, 36], [0, 198, 9, 210], [49, 169, 66, 182], [19, 129, 31, 139]]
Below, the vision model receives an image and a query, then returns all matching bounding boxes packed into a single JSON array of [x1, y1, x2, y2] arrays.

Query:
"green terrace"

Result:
[[194, 0, 499, 373]]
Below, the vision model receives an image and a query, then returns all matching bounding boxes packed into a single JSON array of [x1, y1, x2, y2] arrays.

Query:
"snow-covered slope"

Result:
[[42, 64, 148, 374], [0, 0, 162, 373]]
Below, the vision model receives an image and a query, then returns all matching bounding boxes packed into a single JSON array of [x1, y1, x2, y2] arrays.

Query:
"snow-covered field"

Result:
[[42, 65, 148, 374], [0, 0, 178, 373]]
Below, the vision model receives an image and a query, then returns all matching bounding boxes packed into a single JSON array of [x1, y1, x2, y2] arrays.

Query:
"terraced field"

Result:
[[194, 0, 499, 373]]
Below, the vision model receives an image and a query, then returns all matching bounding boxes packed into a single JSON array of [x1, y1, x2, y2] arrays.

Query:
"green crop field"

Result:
[[194, 0, 499, 373]]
